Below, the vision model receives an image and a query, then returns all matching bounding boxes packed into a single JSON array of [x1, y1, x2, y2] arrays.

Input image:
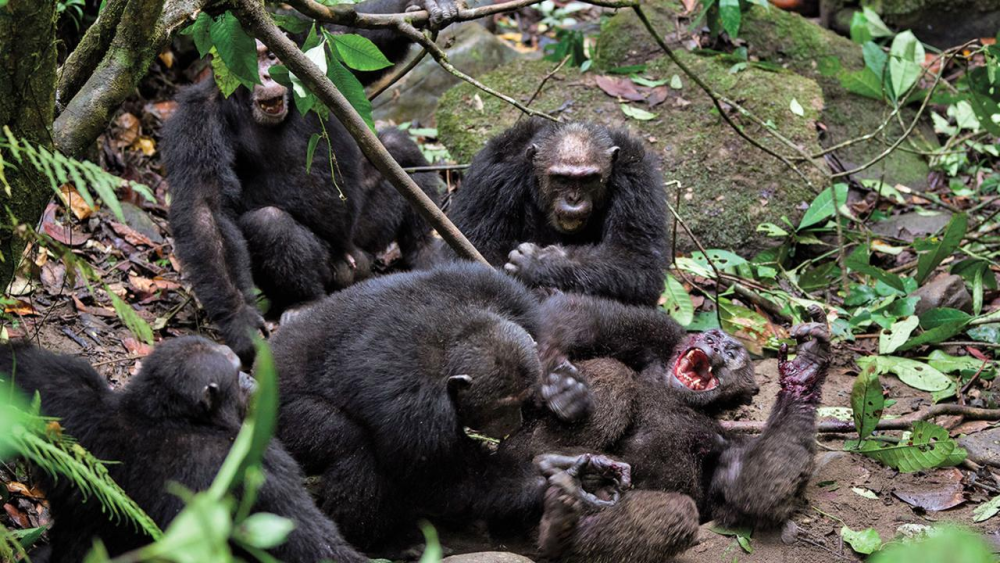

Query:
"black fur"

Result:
[[446, 119, 670, 306], [0, 337, 364, 563], [268, 263, 548, 549]]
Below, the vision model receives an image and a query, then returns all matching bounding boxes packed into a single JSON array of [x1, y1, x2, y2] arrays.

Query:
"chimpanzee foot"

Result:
[[778, 305, 831, 399], [541, 361, 592, 422]]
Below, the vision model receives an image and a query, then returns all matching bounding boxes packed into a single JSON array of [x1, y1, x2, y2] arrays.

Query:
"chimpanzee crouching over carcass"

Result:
[[162, 0, 461, 366], [510, 298, 831, 561], [446, 119, 670, 306]]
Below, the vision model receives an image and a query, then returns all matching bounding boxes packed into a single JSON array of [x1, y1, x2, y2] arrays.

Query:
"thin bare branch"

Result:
[[723, 404, 1000, 434]]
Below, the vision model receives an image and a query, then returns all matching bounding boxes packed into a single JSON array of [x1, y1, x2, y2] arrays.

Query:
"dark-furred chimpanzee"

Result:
[[446, 118, 670, 306], [162, 0, 458, 366], [510, 298, 830, 561], [267, 262, 587, 551], [0, 337, 365, 563]]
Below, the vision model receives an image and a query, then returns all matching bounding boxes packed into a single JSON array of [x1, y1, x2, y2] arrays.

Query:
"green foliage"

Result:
[[661, 274, 694, 327], [106, 286, 155, 345], [915, 213, 967, 285], [709, 525, 753, 553], [798, 183, 848, 230], [695, 0, 767, 41], [870, 526, 994, 563], [209, 12, 260, 90], [330, 34, 393, 71], [0, 127, 153, 223], [841, 525, 882, 555], [847, 420, 965, 473], [850, 364, 883, 439]]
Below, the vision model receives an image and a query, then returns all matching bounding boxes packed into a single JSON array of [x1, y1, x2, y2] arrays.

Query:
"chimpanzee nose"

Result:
[[566, 192, 581, 205]]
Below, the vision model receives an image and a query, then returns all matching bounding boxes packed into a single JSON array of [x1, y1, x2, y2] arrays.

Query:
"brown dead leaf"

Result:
[[158, 49, 174, 68], [115, 113, 141, 148], [951, 420, 992, 437], [40, 261, 67, 295], [4, 300, 38, 316], [3, 503, 30, 528], [58, 184, 96, 220], [147, 101, 179, 122], [110, 221, 154, 247], [133, 136, 156, 157], [7, 482, 44, 500], [122, 337, 154, 357], [41, 203, 92, 246], [892, 468, 965, 512], [128, 274, 181, 295], [595, 76, 645, 102], [646, 86, 669, 107], [72, 295, 116, 318], [681, 0, 698, 13]]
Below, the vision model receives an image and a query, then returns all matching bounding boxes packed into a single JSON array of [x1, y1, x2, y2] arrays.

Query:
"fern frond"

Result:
[[0, 126, 154, 223]]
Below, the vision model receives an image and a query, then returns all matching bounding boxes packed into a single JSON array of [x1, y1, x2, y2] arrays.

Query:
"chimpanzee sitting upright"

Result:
[[446, 119, 670, 306], [0, 337, 365, 563], [162, 0, 459, 366]]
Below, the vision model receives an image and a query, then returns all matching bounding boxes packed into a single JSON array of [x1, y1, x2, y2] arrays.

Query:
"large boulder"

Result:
[[437, 50, 827, 255], [822, 0, 1000, 48], [595, 2, 936, 191]]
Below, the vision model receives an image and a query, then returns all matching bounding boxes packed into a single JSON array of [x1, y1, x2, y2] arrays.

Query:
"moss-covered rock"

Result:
[[592, 0, 683, 70], [437, 53, 827, 255]]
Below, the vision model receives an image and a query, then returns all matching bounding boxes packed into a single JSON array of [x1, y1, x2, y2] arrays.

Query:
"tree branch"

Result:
[[233, 0, 488, 265], [56, 0, 129, 111], [722, 404, 1000, 434]]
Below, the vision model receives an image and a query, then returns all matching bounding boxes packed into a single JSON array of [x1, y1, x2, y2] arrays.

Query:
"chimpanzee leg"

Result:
[[709, 309, 831, 527], [239, 206, 335, 312]]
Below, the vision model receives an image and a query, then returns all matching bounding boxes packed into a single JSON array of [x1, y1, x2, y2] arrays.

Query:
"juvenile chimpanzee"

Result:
[[267, 262, 589, 550], [446, 119, 670, 306], [0, 337, 365, 563], [510, 300, 830, 561], [162, 0, 457, 366]]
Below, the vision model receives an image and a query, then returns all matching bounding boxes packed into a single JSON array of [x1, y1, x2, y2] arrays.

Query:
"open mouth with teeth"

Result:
[[258, 95, 286, 116], [673, 348, 719, 391]]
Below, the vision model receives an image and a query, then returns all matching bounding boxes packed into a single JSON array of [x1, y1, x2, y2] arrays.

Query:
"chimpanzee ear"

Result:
[[526, 144, 540, 161], [201, 383, 220, 413], [608, 146, 620, 162], [447, 375, 472, 396]]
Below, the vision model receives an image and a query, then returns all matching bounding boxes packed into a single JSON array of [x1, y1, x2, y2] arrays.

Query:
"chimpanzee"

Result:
[[267, 262, 578, 550], [509, 300, 830, 561], [0, 337, 365, 563], [445, 119, 670, 306], [162, 0, 459, 366]]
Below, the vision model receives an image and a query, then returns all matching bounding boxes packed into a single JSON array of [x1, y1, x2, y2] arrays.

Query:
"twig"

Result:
[[286, 0, 546, 29], [524, 54, 570, 110], [233, 0, 488, 265], [958, 358, 990, 405], [402, 164, 469, 172], [664, 196, 721, 326], [722, 404, 1000, 433], [368, 46, 430, 101]]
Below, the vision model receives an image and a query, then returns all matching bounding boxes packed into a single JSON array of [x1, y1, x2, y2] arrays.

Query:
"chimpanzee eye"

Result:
[[727, 351, 735, 360], [267, 52, 277, 61]]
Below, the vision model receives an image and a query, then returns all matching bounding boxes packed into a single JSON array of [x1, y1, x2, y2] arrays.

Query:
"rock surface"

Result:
[[909, 273, 973, 314], [442, 552, 535, 563]]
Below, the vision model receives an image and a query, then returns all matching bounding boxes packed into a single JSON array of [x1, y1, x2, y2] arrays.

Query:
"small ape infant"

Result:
[[0, 337, 364, 563], [510, 297, 830, 561], [446, 119, 670, 306]]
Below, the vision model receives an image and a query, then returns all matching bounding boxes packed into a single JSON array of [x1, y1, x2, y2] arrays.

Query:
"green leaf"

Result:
[[853, 421, 960, 473], [326, 46, 375, 132], [851, 363, 884, 438], [862, 356, 952, 392], [418, 521, 443, 563], [670, 74, 683, 89], [973, 495, 1000, 523], [889, 31, 926, 100], [841, 526, 882, 555], [211, 48, 243, 98], [271, 13, 311, 34], [620, 104, 658, 121], [209, 11, 259, 88], [719, 0, 740, 38], [661, 274, 694, 327], [927, 350, 987, 374], [897, 321, 968, 351], [846, 246, 907, 294], [789, 98, 804, 117], [305, 133, 321, 175], [330, 33, 393, 71], [183, 12, 214, 58], [869, 525, 994, 563], [840, 68, 885, 100], [799, 183, 848, 230], [851, 486, 879, 499], [607, 64, 647, 75], [880, 316, 919, 354], [106, 287, 154, 345], [236, 513, 297, 549], [861, 7, 893, 39], [629, 75, 669, 87], [818, 56, 842, 77], [919, 308, 973, 329], [916, 213, 967, 285], [862, 41, 887, 76], [690, 249, 747, 271], [849, 11, 872, 44], [756, 222, 789, 237]]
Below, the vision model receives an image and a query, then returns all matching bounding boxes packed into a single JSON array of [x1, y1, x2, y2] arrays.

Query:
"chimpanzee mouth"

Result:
[[673, 348, 719, 391], [258, 95, 286, 116]]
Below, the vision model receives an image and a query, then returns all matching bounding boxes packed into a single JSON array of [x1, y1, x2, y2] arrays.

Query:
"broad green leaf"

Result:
[[719, 0, 740, 38], [211, 47, 244, 98], [919, 307, 973, 329], [719, 299, 769, 356], [862, 41, 887, 76], [870, 525, 994, 563], [235, 513, 296, 549], [880, 316, 919, 354], [418, 522, 443, 563], [851, 364, 883, 438], [846, 246, 907, 294], [897, 321, 968, 352], [853, 421, 959, 473], [209, 11, 259, 88], [690, 249, 747, 271], [841, 526, 882, 555], [849, 10, 872, 44], [106, 288, 154, 345], [630, 75, 669, 88], [305, 133, 321, 175], [331, 33, 393, 71], [710, 524, 752, 553], [272, 13, 311, 34], [889, 31, 925, 100], [973, 495, 1000, 523], [789, 98, 804, 117], [799, 262, 839, 292], [798, 183, 848, 230], [756, 222, 788, 237], [183, 12, 214, 58], [326, 46, 375, 132], [916, 213, 967, 284], [968, 323, 1000, 344], [673, 256, 713, 279], [927, 350, 988, 374], [884, 356, 951, 391], [670, 74, 683, 89], [852, 487, 879, 499], [818, 406, 853, 421], [620, 104, 658, 121], [661, 274, 694, 327], [840, 68, 885, 100], [136, 494, 233, 561]]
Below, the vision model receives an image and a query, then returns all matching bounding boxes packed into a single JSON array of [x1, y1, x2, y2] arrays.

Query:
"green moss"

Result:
[[592, 0, 682, 70], [437, 53, 827, 255]]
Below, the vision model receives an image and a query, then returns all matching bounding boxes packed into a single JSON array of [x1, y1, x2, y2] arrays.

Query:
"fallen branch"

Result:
[[233, 0, 487, 265], [722, 404, 1000, 434]]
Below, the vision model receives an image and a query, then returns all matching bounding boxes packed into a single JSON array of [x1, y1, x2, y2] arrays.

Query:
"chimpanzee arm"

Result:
[[162, 86, 265, 366], [708, 311, 830, 527], [507, 131, 669, 306], [0, 342, 112, 423]]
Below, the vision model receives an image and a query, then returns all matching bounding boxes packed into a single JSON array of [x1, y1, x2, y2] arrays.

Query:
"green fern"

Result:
[[0, 126, 154, 222]]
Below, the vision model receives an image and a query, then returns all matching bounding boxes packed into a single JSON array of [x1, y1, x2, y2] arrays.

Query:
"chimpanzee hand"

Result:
[[405, 0, 463, 29], [505, 242, 568, 285], [535, 453, 632, 508], [542, 360, 592, 422], [219, 305, 269, 369], [778, 305, 830, 400]]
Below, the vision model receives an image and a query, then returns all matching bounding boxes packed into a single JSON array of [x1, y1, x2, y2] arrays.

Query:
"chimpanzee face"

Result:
[[665, 329, 758, 410], [530, 125, 619, 234], [251, 40, 290, 126]]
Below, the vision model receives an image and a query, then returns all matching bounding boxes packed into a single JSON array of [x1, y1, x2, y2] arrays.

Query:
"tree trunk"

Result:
[[0, 0, 58, 293]]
